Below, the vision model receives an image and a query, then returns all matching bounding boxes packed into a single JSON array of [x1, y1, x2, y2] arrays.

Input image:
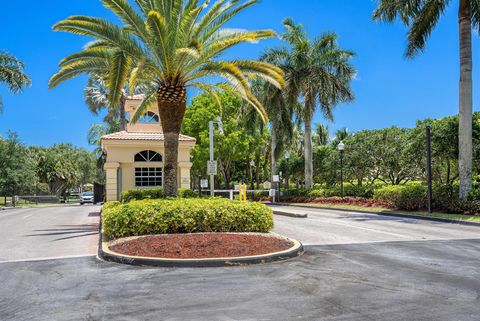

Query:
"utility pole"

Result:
[[209, 121, 215, 197], [426, 126, 433, 213]]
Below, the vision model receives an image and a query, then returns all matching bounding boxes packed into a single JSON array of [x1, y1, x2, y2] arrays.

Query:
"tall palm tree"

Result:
[[49, 0, 284, 196], [372, 0, 478, 198], [264, 18, 355, 188], [0, 51, 31, 112]]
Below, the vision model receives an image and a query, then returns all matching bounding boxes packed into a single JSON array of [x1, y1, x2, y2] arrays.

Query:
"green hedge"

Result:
[[373, 184, 427, 211], [121, 188, 198, 202], [102, 198, 274, 239], [284, 184, 375, 199]]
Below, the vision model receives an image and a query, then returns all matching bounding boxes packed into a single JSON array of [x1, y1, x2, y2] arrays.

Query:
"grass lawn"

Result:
[[289, 203, 480, 223]]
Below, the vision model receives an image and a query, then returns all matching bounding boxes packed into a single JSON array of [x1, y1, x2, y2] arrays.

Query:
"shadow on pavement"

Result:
[[25, 223, 99, 241]]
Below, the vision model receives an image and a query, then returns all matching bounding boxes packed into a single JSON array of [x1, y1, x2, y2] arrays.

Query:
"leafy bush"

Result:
[[121, 188, 200, 202], [374, 184, 427, 211], [122, 188, 165, 202], [284, 184, 375, 199], [102, 198, 274, 239], [178, 188, 199, 198]]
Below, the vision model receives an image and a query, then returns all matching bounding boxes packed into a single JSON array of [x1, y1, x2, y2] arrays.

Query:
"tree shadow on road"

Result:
[[25, 223, 99, 241]]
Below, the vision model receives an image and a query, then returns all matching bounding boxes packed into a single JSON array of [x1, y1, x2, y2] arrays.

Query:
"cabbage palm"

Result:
[[49, 0, 284, 196], [0, 51, 31, 112], [264, 18, 355, 188], [372, 0, 477, 198]]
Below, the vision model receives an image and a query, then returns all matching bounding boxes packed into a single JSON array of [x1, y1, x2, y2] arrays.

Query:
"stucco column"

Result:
[[104, 162, 120, 201], [178, 162, 193, 189]]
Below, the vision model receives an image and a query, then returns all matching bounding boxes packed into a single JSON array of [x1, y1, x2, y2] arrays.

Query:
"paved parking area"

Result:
[[1, 205, 480, 320], [0, 205, 100, 262]]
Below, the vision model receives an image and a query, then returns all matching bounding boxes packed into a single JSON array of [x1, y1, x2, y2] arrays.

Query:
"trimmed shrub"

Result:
[[284, 184, 375, 199], [121, 188, 200, 202], [102, 198, 274, 239], [374, 184, 427, 211], [178, 188, 199, 198], [122, 188, 165, 202]]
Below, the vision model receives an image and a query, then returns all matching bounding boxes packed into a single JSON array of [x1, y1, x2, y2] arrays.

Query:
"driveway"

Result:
[[1, 205, 480, 320], [0, 205, 100, 263]]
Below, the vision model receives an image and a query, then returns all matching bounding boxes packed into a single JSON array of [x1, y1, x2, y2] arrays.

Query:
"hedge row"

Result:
[[102, 198, 274, 239], [121, 188, 198, 202], [284, 184, 376, 199]]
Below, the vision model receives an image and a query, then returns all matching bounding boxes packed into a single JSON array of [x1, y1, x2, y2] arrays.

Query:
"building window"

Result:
[[135, 167, 163, 187], [138, 111, 160, 123], [134, 150, 162, 162]]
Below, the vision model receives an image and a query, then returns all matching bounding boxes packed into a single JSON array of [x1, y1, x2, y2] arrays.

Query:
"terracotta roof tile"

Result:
[[101, 131, 196, 142]]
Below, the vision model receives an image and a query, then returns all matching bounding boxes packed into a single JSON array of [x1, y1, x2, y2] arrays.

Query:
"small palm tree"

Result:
[[0, 51, 31, 112], [49, 0, 284, 196], [264, 18, 355, 188], [314, 123, 329, 146], [250, 80, 294, 180], [372, 0, 478, 198]]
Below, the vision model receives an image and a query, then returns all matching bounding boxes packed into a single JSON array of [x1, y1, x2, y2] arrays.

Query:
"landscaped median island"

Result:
[[99, 196, 303, 267]]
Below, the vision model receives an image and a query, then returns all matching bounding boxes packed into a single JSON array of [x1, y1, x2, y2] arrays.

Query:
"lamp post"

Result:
[[209, 117, 224, 197], [250, 160, 256, 191], [285, 151, 290, 191], [338, 141, 345, 198]]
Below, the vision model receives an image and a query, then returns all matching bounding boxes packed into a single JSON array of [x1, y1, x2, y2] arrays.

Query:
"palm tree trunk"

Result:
[[458, 0, 473, 199], [120, 95, 127, 131], [304, 97, 313, 189], [157, 96, 187, 197]]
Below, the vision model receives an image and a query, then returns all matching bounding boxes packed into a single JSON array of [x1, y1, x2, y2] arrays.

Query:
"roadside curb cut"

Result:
[[273, 210, 308, 218], [97, 211, 304, 268], [273, 203, 480, 227]]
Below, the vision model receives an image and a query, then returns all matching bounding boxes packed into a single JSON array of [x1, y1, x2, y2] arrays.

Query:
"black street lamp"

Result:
[[250, 160, 256, 191], [338, 141, 345, 198], [285, 151, 290, 191]]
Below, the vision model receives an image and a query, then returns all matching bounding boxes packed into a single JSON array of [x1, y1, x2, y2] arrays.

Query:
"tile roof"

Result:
[[101, 131, 196, 142]]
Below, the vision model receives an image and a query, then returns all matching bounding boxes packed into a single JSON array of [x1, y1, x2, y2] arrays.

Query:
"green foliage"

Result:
[[284, 184, 375, 199], [102, 198, 274, 239], [122, 188, 165, 202], [183, 90, 267, 188], [0, 132, 36, 197], [30, 144, 97, 196], [374, 184, 427, 211], [121, 188, 199, 202], [0, 51, 31, 112]]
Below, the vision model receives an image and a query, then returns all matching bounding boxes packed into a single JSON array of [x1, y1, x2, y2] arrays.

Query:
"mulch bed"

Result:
[[109, 233, 294, 259]]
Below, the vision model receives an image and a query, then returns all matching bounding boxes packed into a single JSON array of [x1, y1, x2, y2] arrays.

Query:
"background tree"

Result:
[[314, 123, 329, 146], [264, 18, 355, 188], [372, 0, 480, 198], [0, 133, 36, 204], [0, 51, 31, 112], [50, 0, 284, 196]]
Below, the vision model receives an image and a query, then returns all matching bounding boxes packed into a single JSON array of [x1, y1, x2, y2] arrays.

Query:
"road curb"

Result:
[[97, 211, 304, 268], [273, 210, 308, 218], [273, 203, 480, 227]]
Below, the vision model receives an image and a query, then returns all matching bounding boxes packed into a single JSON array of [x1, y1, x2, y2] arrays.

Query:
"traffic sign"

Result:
[[200, 179, 209, 188], [207, 161, 218, 175]]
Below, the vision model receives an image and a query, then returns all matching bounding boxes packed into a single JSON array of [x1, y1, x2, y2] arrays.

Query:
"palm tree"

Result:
[[314, 123, 329, 146], [49, 0, 284, 196], [250, 80, 294, 181], [372, 0, 477, 198], [264, 18, 355, 188], [0, 51, 31, 112]]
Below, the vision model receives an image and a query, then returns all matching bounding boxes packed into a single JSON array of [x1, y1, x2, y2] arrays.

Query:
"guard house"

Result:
[[101, 95, 196, 201]]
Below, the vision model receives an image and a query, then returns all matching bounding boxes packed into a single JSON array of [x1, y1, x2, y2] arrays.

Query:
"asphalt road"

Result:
[[1, 205, 480, 320], [0, 205, 100, 262]]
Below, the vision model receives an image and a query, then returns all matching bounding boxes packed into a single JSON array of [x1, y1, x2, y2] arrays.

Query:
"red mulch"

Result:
[[109, 233, 294, 259]]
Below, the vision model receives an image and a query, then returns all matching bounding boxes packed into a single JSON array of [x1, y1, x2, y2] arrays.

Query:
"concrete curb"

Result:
[[273, 203, 480, 227], [98, 218, 304, 268], [273, 210, 308, 218]]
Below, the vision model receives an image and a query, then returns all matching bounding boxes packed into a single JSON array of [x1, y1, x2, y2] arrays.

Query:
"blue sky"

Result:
[[1, 0, 479, 149]]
